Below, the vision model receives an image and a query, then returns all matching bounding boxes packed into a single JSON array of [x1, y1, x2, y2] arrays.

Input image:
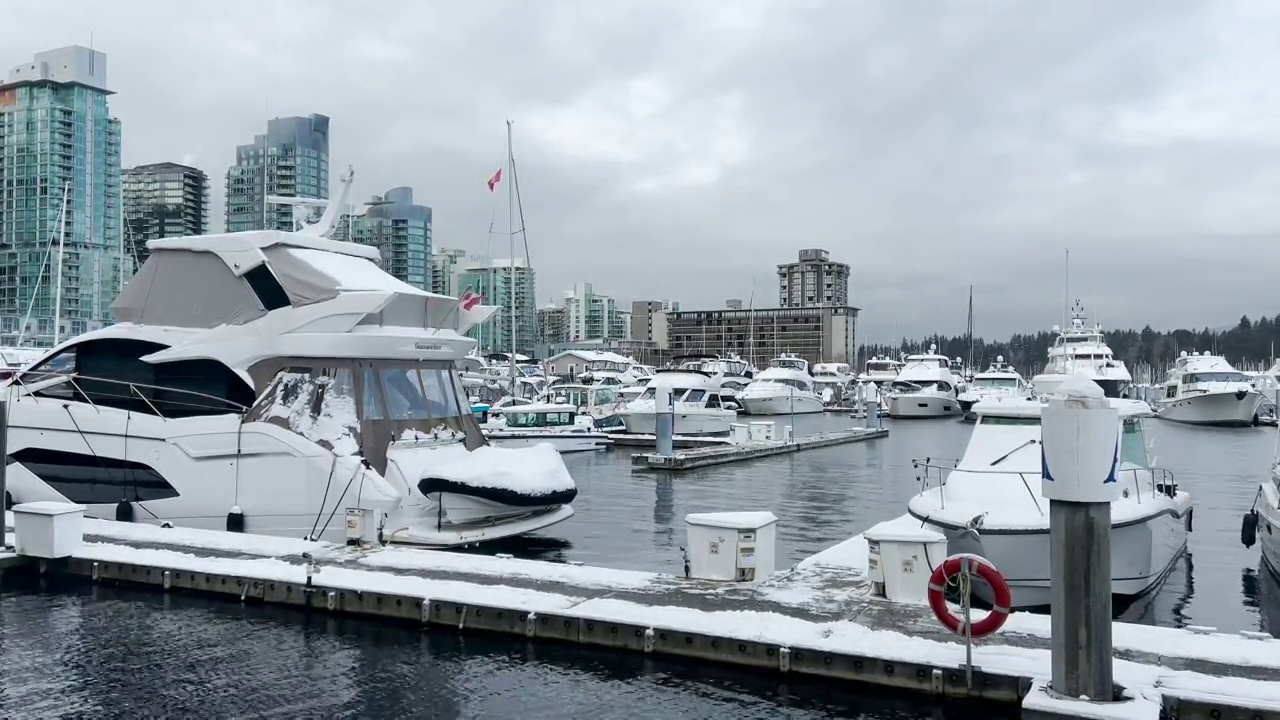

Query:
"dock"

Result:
[[603, 433, 732, 449], [3, 517, 1279, 719], [631, 428, 889, 471]]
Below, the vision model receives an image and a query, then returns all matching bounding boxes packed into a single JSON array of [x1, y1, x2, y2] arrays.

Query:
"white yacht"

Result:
[[1, 182, 577, 548], [1155, 351, 1264, 427], [483, 403, 612, 453], [857, 356, 904, 388], [907, 395, 1190, 608], [885, 346, 962, 418], [736, 354, 825, 415], [1245, 429, 1280, 576], [577, 352, 646, 386], [956, 356, 1030, 421], [615, 368, 737, 435], [812, 362, 855, 406], [1031, 301, 1132, 398]]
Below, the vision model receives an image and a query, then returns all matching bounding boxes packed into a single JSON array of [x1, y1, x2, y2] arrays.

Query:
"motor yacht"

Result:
[[885, 346, 962, 418], [1030, 301, 1132, 398], [736, 354, 825, 415], [858, 356, 904, 388], [907, 394, 1190, 608], [614, 368, 738, 435], [812, 362, 855, 406], [1245, 429, 1280, 578], [1155, 351, 1264, 427], [482, 403, 612, 453], [956, 356, 1031, 421], [576, 352, 646, 386], [1, 178, 577, 547]]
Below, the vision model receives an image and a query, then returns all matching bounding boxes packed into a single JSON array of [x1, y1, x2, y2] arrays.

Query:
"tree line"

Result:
[[859, 315, 1280, 380]]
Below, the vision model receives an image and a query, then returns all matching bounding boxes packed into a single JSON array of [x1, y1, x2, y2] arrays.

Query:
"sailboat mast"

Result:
[[53, 181, 69, 347], [966, 284, 974, 371], [1062, 249, 1070, 333], [506, 120, 517, 386]]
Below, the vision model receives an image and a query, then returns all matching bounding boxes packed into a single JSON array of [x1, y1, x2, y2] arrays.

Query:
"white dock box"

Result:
[[864, 515, 947, 605], [685, 511, 777, 582], [748, 422, 775, 442], [12, 501, 86, 559], [729, 423, 750, 445]]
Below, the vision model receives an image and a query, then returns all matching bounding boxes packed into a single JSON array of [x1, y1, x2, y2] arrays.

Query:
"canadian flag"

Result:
[[487, 168, 502, 192], [459, 287, 482, 311]]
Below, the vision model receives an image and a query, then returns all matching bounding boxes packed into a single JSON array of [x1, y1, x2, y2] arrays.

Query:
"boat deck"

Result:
[[4, 516, 1279, 718]]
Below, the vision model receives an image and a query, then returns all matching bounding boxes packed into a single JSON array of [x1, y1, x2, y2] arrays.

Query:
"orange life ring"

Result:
[[927, 553, 1012, 638]]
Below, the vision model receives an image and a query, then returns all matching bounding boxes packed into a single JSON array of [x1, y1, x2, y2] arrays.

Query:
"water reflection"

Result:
[[0, 581, 1016, 719]]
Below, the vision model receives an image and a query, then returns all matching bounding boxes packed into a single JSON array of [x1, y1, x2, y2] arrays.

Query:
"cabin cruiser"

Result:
[[885, 346, 962, 418], [1245, 427, 1280, 577], [483, 403, 612, 453], [1031, 301, 1132, 398], [577, 352, 646, 386], [812, 363, 855, 406], [858, 356, 904, 388], [736, 354, 824, 415], [956, 356, 1030, 421], [541, 382, 626, 429], [1155, 351, 1264, 427], [615, 368, 738, 435], [907, 392, 1190, 608], [1, 191, 577, 548], [675, 353, 755, 397]]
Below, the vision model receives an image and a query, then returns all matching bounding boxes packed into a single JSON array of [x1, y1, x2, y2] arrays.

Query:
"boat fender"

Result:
[[1185, 508, 1193, 533], [227, 506, 245, 534], [2, 490, 11, 511], [1242, 511, 1258, 548], [115, 500, 134, 523]]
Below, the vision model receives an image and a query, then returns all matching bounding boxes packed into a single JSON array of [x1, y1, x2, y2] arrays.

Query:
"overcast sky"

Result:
[[6, 0, 1280, 340]]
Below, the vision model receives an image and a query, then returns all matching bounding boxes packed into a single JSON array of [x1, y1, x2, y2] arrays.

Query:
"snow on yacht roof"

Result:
[[147, 229, 381, 259], [286, 248, 435, 297]]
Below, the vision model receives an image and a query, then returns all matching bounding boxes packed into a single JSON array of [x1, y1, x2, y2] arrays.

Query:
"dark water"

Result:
[[3, 413, 1278, 717], [0, 581, 1011, 719]]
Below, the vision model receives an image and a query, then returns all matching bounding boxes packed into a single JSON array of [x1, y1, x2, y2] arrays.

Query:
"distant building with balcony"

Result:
[[537, 304, 568, 346], [225, 114, 329, 233], [430, 247, 467, 297], [665, 304, 858, 367], [333, 187, 431, 290], [0, 45, 124, 345], [123, 162, 209, 265], [777, 248, 850, 308], [563, 282, 628, 342], [460, 258, 537, 355], [630, 299, 679, 350]]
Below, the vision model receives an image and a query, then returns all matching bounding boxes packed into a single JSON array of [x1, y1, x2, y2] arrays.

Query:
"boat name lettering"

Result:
[[414, 342, 443, 350]]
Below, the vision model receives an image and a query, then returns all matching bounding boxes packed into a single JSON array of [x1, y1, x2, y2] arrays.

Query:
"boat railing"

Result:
[[912, 458, 1177, 516], [9, 371, 249, 419]]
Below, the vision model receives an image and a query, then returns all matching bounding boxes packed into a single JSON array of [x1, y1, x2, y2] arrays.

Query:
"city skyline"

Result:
[[8, 3, 1280, 338]]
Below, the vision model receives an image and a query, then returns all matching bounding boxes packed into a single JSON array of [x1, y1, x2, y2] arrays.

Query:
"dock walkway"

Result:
[[3, 517, 1279, 718], [631, 428, 889, 470]]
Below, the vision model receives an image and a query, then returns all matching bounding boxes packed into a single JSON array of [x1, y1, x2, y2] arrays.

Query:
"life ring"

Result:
[[927, 553, 1012, 639]]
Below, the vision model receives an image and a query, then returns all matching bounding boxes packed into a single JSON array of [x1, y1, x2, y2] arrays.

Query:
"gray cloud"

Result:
[[5, 0, 1280, 339]]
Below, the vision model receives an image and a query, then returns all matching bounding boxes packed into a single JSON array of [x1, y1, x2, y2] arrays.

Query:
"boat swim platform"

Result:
[[631, 428, 889, 471], [3, 519, 1279, 719]]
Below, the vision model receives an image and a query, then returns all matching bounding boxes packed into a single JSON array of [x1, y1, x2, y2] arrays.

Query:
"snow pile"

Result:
[[418, 441, 576, 497], [254, 372, 360, 456]]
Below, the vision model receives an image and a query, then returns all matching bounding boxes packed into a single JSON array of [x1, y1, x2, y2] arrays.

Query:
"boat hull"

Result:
[[1157, 390, 1263, 427], [618, 411, 735, 436], [737, 393, 825, 415], [386, 504, 575, 547], [1261, 481, 1280, 578], [484, 431, 611, 453], [886, 392, 960, 419], [916, 495, 1191, 608]]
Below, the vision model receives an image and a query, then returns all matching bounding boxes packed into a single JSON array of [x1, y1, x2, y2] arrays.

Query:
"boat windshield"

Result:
[[245, 360, 475, 462], [506, 410, 575, 428], [772, 358, 806, 371], [974, 378, 1020, 389], [1183, 372, 1251, 384], [586, 360, 628, 373]]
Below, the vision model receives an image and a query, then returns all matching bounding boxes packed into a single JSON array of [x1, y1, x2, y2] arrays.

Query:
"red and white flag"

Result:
[[487, 168, 502, 192], [458, 287, 482, 311]]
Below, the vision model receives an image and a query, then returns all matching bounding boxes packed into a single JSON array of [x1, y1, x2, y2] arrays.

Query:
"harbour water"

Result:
[[2, 414, 1277, 717]]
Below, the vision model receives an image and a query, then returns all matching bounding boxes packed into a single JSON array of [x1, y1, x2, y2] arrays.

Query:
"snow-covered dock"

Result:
[[3, 514, 1279, 719], [604, 433, 732, 449], [631, 428, 889, 470]]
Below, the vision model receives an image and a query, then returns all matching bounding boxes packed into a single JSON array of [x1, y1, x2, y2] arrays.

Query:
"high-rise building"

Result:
[[630, 299, 679, 349], [0, 46, 125, 345], [537, 304, 567, 346], [562, 282, 628, 342], [777, 248, 850, 308], [460, 258, 536, 355], [332, 187, 431, 289], [430, 247, 467, 296], [225, 114, 329, 233], [123, 162, 209, 265]]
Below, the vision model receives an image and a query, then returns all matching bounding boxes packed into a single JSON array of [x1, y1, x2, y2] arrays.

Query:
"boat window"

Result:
[[685, 389, 707, 403], [505, 412, 541, 429], [242, 264, 291, 311], [974, 378, 1020, 389], [1183, 372, 1251, 384], [978, 416, 1040, 426], [1120, 418, 1149, 468], [1165, 384, 1177, 399], [359, 367, 385, 420], [592, 388, 617, 405], [706, 393, 721, 409], [547, 411, 574, 426], [244, 368, 362, 455], [18, 346, 77, 385]]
